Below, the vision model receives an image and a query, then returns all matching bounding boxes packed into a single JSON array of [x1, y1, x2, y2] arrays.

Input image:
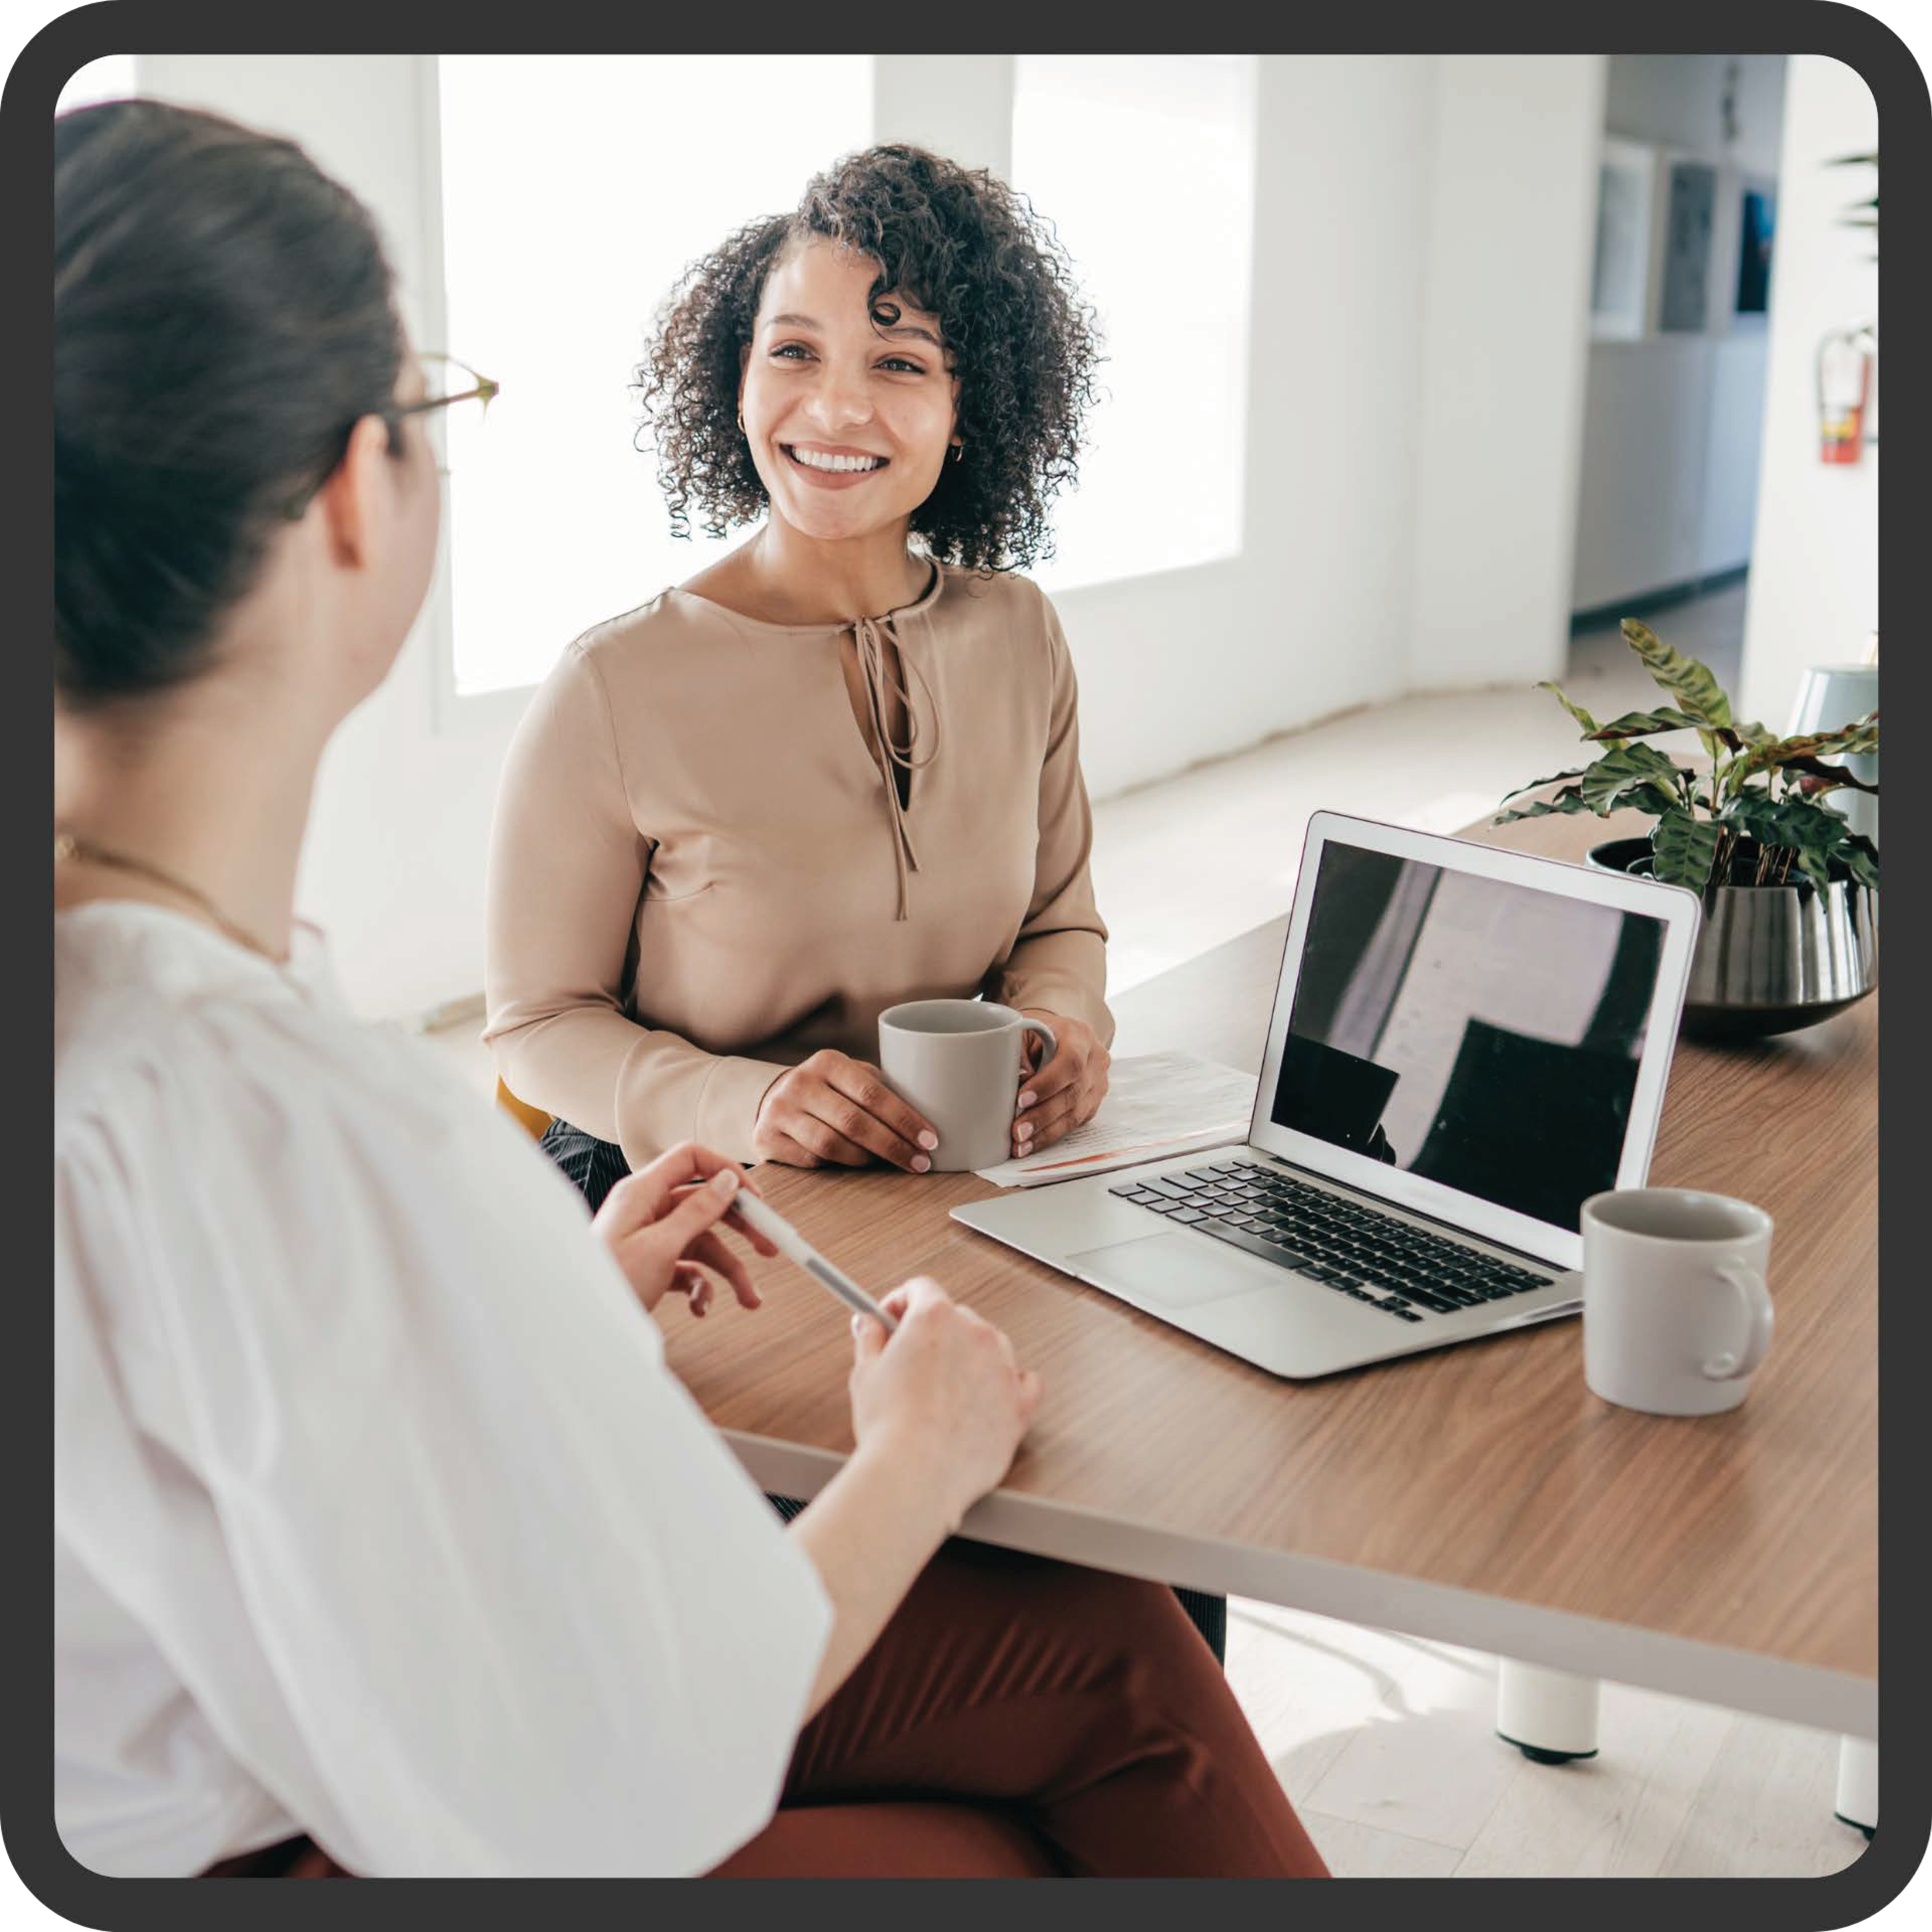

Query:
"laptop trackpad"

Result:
[[1067, 1233, 1276, 1309]]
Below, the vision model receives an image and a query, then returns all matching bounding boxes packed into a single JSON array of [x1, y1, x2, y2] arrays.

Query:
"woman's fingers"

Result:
[[606, 1141, 752, 1230], [832, 1058, 937, 1152], [665, 1179, 778, 1256], [674, 1261, 711, 1318], [757, 1052, 935, 1172], [686, 1229, 761, 1309], [644, 1138, 745, 1196], [790, 1108, 877, 1167], [1016, 1090, 1079, 1152], [1016, 1039, 1080, 1112], [765, 1080, 893, 1167], [1018, 1065, 1109, 1151], [646, 1165, 744, 1252], [759, 1125, 824, 1169], [816, 1059, 934, 1172], [720, 1203, 780, 1257], [1016, 1367, 1043, 1426]]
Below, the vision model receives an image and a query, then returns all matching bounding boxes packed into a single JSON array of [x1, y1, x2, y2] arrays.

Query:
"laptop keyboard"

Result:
[[1107, 1159, 1551, 1323]]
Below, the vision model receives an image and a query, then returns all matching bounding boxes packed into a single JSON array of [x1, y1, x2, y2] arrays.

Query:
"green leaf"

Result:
[[1722, 792, 1871, 892], [1536, 680, 1611, 739], [1582, 706, 1718, 741], [1740, 713, 1879, 779], [1781, 755, 1880, 795], [1497, 766, 1594, 808], [1577, 741, 1689, 815], [1650, 809, 1723, 894], [1494, 785, 1596, 825], [1620, 619, 1734, 728]]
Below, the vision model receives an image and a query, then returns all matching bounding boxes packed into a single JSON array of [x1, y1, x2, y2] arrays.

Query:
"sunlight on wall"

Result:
[[1012, 55, 1257, 594], [438, 55, 872, 695]]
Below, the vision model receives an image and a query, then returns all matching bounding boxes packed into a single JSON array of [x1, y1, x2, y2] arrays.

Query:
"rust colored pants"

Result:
[[210, 1543, 1326, 1879], [710, 1541, 1327, 1878]]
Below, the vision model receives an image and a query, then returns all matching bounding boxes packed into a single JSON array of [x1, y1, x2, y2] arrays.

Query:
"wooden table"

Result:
[[661, 807, 1877, 1738]]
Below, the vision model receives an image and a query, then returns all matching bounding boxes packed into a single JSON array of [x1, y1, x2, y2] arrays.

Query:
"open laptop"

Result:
[[952, 811, 1701, 1378]]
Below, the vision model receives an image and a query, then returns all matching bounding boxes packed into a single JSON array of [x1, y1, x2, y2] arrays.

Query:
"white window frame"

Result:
[[410, 57, 524, 744]]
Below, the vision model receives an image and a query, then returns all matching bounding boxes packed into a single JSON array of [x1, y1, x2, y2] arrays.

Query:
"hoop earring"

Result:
[[950, 440, 964, 463], [737, 405, 746, 435]]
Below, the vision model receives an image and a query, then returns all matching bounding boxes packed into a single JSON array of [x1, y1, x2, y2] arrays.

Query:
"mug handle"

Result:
[[1703, 1261, 1775, 1381], [1018, 1016, 1058, 1074]]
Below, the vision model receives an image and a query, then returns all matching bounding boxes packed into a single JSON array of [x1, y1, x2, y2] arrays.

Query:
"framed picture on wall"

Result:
[[1658, 159, 1717, 332], [1734, 176, 1776, 316], [1590, 137, 1655, 340]]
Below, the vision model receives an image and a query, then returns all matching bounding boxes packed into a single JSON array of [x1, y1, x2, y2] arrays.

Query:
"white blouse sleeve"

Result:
[[54, 996, 829, 1877]]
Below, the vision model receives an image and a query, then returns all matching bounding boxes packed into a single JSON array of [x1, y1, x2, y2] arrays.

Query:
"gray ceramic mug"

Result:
[[878, 1001, 1058, 1173], [1581, 1189, 1775, 1416]]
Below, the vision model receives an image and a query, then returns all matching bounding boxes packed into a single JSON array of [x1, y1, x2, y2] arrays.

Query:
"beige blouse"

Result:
[[483, 564, 1113, 1167]]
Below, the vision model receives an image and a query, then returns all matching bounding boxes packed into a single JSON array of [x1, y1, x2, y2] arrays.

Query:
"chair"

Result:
[[496, 1078, 552, 1141]]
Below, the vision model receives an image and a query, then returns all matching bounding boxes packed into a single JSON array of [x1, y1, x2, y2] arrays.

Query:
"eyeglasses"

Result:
[[281, 352, 501, 518], [386, 352, 501, 433]]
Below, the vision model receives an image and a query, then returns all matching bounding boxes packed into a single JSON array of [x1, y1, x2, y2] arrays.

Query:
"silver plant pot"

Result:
[[1589, 838, 1878, 1041]]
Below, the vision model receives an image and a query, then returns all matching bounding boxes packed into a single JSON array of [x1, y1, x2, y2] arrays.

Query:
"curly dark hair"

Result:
[[636, 144, 1100, 573]]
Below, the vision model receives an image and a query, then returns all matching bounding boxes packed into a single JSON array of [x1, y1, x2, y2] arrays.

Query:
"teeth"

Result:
[[791, 447, 884, 474]]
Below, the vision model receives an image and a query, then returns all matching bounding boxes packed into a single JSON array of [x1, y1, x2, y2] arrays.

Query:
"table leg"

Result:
[[1495, 1659, 1601, 1764], [1835, 1735, 1877, 1839]]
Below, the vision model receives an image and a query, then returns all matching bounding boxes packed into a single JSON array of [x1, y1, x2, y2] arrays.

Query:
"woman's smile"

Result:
[[740, 239, 957, 540], [783, 440, 891, 487]]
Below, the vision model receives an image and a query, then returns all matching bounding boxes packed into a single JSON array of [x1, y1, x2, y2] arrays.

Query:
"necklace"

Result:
[[54, 830, 295, 973]]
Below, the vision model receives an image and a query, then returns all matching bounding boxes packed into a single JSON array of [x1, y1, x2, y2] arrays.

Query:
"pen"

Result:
[[728, 1186, 900, 1335]]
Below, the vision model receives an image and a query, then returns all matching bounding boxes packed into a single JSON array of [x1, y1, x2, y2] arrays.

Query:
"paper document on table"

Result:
[[974, 1051, 1258, 1188]]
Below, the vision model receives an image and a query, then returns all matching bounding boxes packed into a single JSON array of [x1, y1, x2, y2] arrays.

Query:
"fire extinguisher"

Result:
[[1818, 321, 1876, 463]]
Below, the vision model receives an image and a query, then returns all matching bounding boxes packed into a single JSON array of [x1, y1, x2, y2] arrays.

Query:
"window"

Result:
[[437, 56, 872, 696], [56, 53, 137, 113], [1010, 55, 1257, 594]]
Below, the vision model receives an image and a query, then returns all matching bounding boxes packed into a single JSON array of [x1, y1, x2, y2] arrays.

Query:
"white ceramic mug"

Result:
[[1580, 1189, 1775, 1416], [878, 1001, 1057, 1173]]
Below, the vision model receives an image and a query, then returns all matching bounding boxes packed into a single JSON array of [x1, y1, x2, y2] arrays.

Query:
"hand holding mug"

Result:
[[1012, 1009, 1111, 1157], [754, 1049, 942, 1173], [877, 1001, 1057, 1172]]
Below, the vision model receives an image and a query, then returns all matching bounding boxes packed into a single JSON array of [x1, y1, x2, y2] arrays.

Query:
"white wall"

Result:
[[125, 52, 1610, 1015], [1048, 55, 1605, 786], [1570, 54, 1787, 613], [1407, 55, 1604, 691], [1604, 53, 1786, 175], [874, 53, 1012, 172], [1053, 54, 1438, 798], [1572, 330, 1772, 607], [1738, 56, 1879, 729], [138, 55, 498, 1023]]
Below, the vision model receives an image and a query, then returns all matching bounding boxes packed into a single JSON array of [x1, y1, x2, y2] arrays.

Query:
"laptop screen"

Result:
[[1268, 840, 1669, 1233]]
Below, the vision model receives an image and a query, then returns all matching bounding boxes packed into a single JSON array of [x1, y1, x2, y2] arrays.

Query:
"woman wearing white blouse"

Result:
[[52, 100, 1327, 1880]]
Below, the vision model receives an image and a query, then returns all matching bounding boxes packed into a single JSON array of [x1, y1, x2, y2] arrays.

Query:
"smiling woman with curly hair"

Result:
[[484, 143, 1115, 1193], [643, 146, 1097, 572]]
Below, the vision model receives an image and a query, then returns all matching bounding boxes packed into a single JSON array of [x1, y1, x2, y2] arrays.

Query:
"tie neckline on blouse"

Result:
[[854, 611, 941, 921]]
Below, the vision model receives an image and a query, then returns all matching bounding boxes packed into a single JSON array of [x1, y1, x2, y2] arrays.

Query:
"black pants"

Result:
[[539, 1117, 1228, 1664]]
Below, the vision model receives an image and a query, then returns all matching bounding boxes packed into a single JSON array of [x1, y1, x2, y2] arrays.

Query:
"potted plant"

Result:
[[1496, 619, 1878, 1039]]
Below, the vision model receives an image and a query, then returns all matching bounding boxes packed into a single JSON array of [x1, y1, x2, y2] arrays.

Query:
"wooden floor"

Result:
[[430, 578, 1873, 1877], [1227, 1602, 1863, 1878]]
